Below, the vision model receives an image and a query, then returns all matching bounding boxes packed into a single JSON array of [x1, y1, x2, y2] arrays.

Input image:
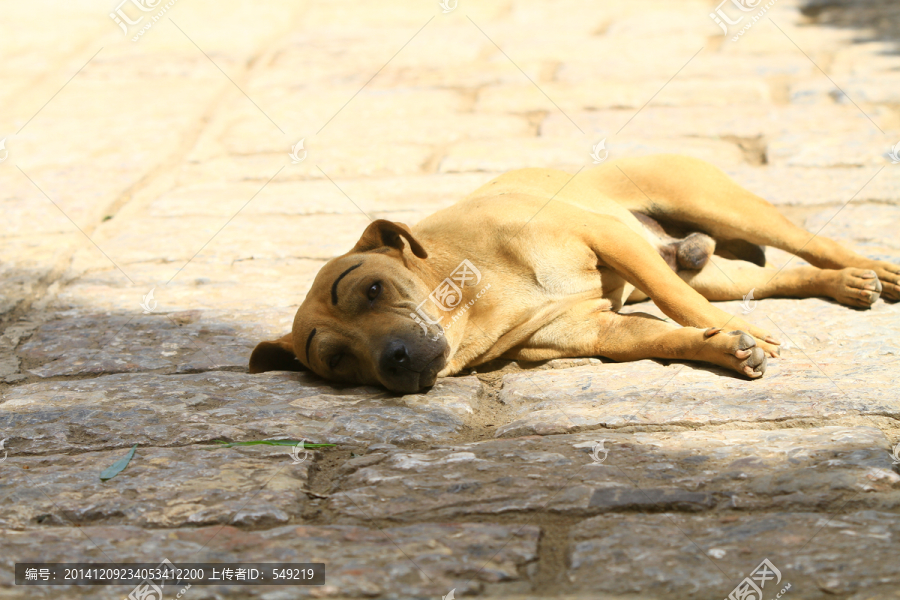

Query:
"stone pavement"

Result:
[[2, 0, 900, 598]]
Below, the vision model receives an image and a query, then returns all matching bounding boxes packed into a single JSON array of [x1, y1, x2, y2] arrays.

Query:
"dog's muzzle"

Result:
[[377, 337, 448, 393]]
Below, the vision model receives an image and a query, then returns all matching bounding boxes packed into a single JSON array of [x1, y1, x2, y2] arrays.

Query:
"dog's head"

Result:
[[249, 220, 450, 393]]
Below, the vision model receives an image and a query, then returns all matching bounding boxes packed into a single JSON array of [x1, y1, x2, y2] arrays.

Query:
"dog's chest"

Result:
[[519, 241, 633, 308]]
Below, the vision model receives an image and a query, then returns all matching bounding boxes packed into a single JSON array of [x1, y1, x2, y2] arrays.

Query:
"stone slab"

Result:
[[0, 521, 539, 598], [0, 371, 482, 454], [328, 427, 900, 521], [19, 311, 259, 378], [439, 137, 745, 174], [723, 166, 900, 206], [497, 296, 900, 436], [803, 203, 900, 250], [144, 173, 498, 219], [50, 261, 324, 314], [0, 445, 314, 529], [541, 104, 895, 140], [567, 511, 900, 598], [70, 214, 372, 275]]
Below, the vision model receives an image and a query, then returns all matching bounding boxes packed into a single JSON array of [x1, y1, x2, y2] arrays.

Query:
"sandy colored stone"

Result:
[[440, 137, 746, 174], [768, 131, 892, 167], [722, 165, 900, 206], [143, 173, 497, 219], [51, 260, 324, 313], [542, 104, 898, 142], [68, 214, 371, 277], [0, 235, 78, 315], [477, 79, 770, 114]]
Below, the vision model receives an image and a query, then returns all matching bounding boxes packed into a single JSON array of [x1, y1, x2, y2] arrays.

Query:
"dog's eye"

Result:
[[366, 282, 382, 301], [328, 353, 343, 370]]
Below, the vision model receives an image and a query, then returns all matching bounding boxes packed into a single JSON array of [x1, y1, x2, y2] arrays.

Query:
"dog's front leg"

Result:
[[583, 215, 781, 357], [506, 304, 768, 379]]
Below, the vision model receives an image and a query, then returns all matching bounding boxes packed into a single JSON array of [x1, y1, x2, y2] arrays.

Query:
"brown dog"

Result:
[[249, 154, 899, 392]]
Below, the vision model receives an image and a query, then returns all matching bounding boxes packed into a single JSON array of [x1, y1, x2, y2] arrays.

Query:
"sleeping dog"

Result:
[[250, 154, 898, 392]]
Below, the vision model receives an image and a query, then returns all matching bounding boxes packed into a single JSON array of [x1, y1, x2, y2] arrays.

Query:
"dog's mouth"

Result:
[[417, 351, 447, 388], [380, 348, 448, 393]]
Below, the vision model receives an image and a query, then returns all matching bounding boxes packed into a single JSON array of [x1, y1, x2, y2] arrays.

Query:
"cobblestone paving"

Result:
[[2, 0, 900, 598]]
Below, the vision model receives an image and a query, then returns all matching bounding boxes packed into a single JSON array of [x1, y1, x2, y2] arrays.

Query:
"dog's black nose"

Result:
[[381, 339, 410, 372]]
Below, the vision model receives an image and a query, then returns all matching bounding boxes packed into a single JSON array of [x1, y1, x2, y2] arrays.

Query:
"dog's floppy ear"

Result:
[[352, 219, 428, 258], [249, 333, 305, 374]]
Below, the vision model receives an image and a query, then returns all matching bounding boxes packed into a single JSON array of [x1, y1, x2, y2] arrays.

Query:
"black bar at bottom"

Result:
[[15, 563, 324, 585]]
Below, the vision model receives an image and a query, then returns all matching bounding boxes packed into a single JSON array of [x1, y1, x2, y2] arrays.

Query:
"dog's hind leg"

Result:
[[588, 155, 900, 300], [678, 255, 883, 309]]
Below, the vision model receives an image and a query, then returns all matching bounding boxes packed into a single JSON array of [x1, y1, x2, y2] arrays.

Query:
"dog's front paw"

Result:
[[703, 328, 767, 379]]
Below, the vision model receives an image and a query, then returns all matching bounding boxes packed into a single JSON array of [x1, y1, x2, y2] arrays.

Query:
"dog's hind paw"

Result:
[[825, 268, 882, 308], [871, 261, 900, 301]]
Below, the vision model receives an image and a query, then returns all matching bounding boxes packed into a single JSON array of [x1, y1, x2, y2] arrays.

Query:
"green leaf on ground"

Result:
[[100, 444, 137, 481], [202, 439, 336, 450]]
